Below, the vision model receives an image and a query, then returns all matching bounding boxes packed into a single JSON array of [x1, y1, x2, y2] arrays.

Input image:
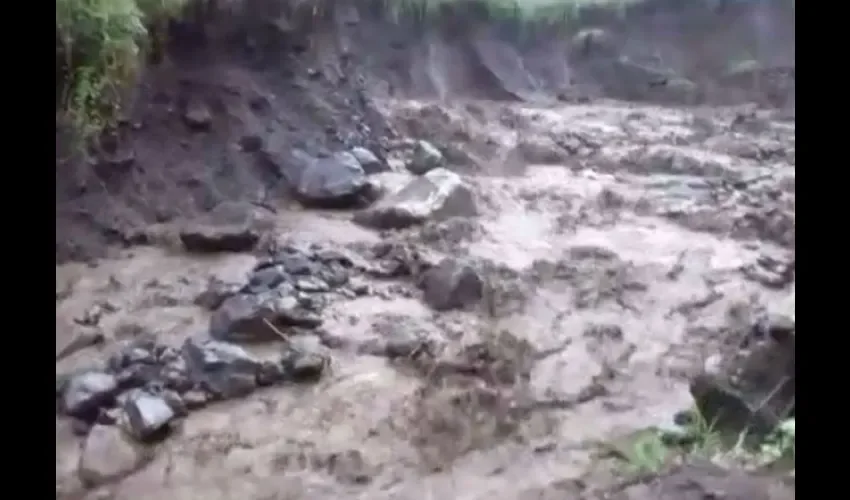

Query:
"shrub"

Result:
[[55, 0, 189, 141]]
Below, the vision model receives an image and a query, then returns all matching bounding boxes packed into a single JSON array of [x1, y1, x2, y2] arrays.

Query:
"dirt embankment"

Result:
[[56, 1, 795, 499], [55, 0, 794, 263]]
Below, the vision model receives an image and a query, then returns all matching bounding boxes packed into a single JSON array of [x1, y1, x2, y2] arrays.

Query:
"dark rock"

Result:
[[256, 360, 287, 386], [257, 248, 316, 275], [183, 101, 213, 131], [354, 168, 477, 230], [179, 224, 260, 253], [292, 150, 370, 208], [123, 391, 177, 441], [281, 338, 329, 382], [62, 372, 119, 419], [239, 134, 263, 152], [194, 278, 242, 310], [115, 363, 163, 391], [407, 140, 445, 175], [182, 339, 261, 398], [569, 28, 616, 59], [583, 323, 624, 341], [419, 258, 484, 311], [243, 265, 289, 294], [752, 313, 795, 344], [689, 373, 785, 437], [71, 418, 92, 436], [210, 293, 321, 342], [690, 311, 795, 438], [351, 147, 387, 174]]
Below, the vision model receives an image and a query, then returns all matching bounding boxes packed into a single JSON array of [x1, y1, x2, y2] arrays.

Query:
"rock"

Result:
[[514, 136, 572, 165], [182, 339, 262, 398], [689, 312, 795, 438], [239, 134, 263, 152], [256, 360, 287, 386], [353, 168, 477, 230], [752, 313, 795, 343], [179, 224, 260, 254], [183, 101, 212, 131], [294, 151, 370, 208], [194, 278, 242, 310], [209, 293, 322, 342], [570, 28, 616, 59], [243, 265, 289, 294], [122, 392, 177, 441], [281, 337, 329, 382], [179, 201, 274, 254], [419, 258, 484, 311], [258, 247, 316, 275], [78, 425, 152, 487], [407, 140, 445, 175], [62, 372, 119, 419], [351, 147, 387, 174]]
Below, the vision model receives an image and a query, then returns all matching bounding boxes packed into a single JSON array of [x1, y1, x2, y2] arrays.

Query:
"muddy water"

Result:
[[56, 101, 794, 499]]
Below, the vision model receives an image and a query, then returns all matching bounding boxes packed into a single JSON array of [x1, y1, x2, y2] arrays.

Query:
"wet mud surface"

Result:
[[57, 99, 794, 499], [56, 1, 794, 499]]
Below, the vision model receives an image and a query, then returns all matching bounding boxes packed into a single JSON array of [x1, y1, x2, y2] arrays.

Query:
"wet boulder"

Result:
[[179, 201, 269, 253], [280, 336, 330, 382], [407, 140, 445, 175], [122, 391, 177, 441], [194, 277, 242, 311], [351, 146, 387, 174], [62, 371, 119, 420], [419, 258, 484, 311], [353, 168, 477, 230], [182, 338, 264, 399], [292, 150, 371, 208], [690, 314, 795, 436], [569, 28, 616, 59], [209, 292, 322, 342]]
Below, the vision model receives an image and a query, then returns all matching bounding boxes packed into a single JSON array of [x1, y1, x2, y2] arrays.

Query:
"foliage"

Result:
[[606, 410, 796, 475], [55, 0, 189, 141]]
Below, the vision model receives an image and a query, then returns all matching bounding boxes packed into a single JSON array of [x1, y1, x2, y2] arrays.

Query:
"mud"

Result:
[[56, 1, 794, 499]]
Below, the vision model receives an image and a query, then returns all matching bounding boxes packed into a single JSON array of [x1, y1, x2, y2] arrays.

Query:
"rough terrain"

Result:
[[56, 1, 795, 499]]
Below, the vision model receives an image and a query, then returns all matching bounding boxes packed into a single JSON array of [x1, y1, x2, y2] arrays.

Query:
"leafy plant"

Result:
[[55, 0, 189, 141]]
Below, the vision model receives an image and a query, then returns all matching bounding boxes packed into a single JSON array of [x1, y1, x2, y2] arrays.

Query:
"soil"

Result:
[[56, 0, 795, 499]]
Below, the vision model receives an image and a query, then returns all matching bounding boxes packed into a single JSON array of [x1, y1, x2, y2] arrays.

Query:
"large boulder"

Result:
[[291, 150, 372, 208], [209, 292, 322, 342], [353, 168, 477, 230], [179, 201, 272, 254], [419, 258, 484, 311], [690, 314, 795, 436]]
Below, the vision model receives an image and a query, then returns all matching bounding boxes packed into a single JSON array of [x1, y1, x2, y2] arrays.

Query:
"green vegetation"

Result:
[[602, 410, 796, 476], [55, 0, 189, 141]]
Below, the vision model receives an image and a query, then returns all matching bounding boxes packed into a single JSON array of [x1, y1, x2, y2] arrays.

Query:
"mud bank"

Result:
[[55, 0, 794, 262], [56, 1, 795, 499]]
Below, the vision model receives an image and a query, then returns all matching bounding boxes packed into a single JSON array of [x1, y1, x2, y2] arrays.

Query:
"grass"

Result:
[[603, 409, 796, 476], [55, 0, 640, 143]]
